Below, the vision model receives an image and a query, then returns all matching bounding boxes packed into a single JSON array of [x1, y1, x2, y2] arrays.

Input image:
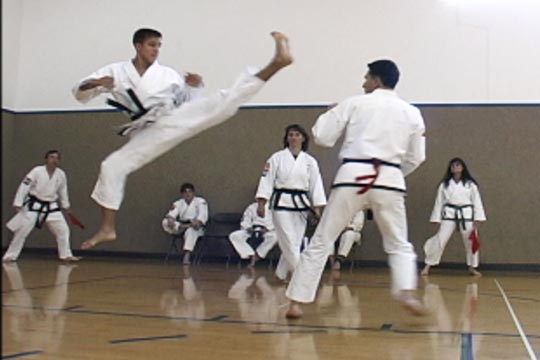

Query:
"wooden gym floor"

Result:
[[2, 256, 539, 359]]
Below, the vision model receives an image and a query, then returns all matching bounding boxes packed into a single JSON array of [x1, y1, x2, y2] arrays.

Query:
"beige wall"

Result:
[[2, 107, 539, 265]]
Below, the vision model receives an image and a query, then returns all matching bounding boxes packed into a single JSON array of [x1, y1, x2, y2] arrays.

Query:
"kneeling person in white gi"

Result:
[[162, 183, 208, 265], [229, 202, 277, 267], [3, 150, 81, 262]]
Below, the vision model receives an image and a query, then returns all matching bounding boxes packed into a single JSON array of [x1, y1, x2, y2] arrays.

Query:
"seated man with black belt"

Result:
[[162, 183, 208, 265]]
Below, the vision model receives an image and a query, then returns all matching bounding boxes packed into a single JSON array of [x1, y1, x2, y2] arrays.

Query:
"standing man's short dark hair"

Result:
[[367, 60, 400, 88], [132, 28, 162, 45]]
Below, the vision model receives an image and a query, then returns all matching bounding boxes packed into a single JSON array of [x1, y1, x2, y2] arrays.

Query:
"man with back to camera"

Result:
[[285, 60, 428, 318]]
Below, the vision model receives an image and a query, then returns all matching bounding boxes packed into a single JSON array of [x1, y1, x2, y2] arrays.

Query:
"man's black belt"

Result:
[[107, 88, 150, 135], [342, 158, 401, 168], [23, 195, 61, 229]]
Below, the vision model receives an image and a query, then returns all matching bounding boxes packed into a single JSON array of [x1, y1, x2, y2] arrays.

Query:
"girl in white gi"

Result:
[[229, 202, 277, 267], [3, 150, 81, 262], [421, 158, 486, 276], [256, 124, 327, 282], [285, 60, 427, 318], [162, 183, 208, 265], [72, 29, 293, 250], [328, 210, 365, 271]]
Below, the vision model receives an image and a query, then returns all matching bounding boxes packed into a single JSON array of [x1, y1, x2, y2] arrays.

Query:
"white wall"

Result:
[[3, 0, 540, 111], [2, 0, 23, 108]]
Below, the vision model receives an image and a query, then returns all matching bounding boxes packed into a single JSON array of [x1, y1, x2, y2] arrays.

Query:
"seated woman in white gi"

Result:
[[421, 158, 486, 276], [328, 210, 365, 271], [229, 202, 277, 267], [162, 183, 208, 265]]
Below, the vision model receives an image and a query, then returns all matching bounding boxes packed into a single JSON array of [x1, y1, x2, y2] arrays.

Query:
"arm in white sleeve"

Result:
[[72, 65, 115, 103], [308, 160, 327, 207], [311, 101, 350, 148], [471, 184, 487, 221], [197, 199, 209, 225], [13, 168, 37, 207], [401, 111, 426, 177], [239, 205, 253, 230], [429, 184, 445, 222], [173, 71, 205, 106], [255, 155, 277, 201], [165, 202, 180, 220], [57, 172, 70, 209]]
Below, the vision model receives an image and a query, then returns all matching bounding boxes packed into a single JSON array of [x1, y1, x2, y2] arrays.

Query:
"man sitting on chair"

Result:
[[162, 183, 208, 265], [229, 202, 277, 267]]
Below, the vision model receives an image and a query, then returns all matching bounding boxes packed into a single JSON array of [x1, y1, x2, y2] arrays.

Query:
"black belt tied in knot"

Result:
[[342, 158, 400, 195], [443, 203, 474, 230], [107, 88, 151, 136], [24, 195, 61, 229], [270, 188, 312, 212]]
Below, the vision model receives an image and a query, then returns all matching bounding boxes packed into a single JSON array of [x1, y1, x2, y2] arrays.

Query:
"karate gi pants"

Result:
[[287, 187, 418, 303], [423, 220, 479, 268], [91, 71, 265, 210], [3, 211, 74, 261], [272, 211, 308, 281], [336, 230, 361, 258], [229, 229, 277, 259]]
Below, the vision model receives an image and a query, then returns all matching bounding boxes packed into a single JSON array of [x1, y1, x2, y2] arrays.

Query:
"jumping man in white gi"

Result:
[[162, 183, 208, 265], [285, 60, 427, 318], [229, 201, 277, 267], [3, 150, 81, 262], [72, 29, 293, 250]]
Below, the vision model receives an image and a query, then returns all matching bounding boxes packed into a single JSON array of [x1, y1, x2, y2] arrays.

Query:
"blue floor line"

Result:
[[2, 350, 44, 359], [461, 333, 474, 360], [110, 334, 187, 344]]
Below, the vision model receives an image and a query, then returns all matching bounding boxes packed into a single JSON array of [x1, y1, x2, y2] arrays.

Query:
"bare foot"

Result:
[[332, 260, 341, 271], [60, 256, 82, 262], [81, 230, 116, 250], [468, 267, 482, 277], [396, 290, 429, 316], [420, 265, 431, 276], [270, 32, 293, 67], [285, 302, 303, 319]]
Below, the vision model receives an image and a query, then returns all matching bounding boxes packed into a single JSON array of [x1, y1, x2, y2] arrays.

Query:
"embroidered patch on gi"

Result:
[[261, 162, 270, 176], [23, 177, 32, 185]]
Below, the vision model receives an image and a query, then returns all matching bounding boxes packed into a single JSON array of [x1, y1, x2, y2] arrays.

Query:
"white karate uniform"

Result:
[[256, 148, 327, 280], [73, 63, 264, 210], [229, 202, 277, 259], [287, 88, 426, 303], [162, 197, 208, 252], [3, 166, 75, 261], [423, 180, 486, 268], [334, 211, 365, 258]]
